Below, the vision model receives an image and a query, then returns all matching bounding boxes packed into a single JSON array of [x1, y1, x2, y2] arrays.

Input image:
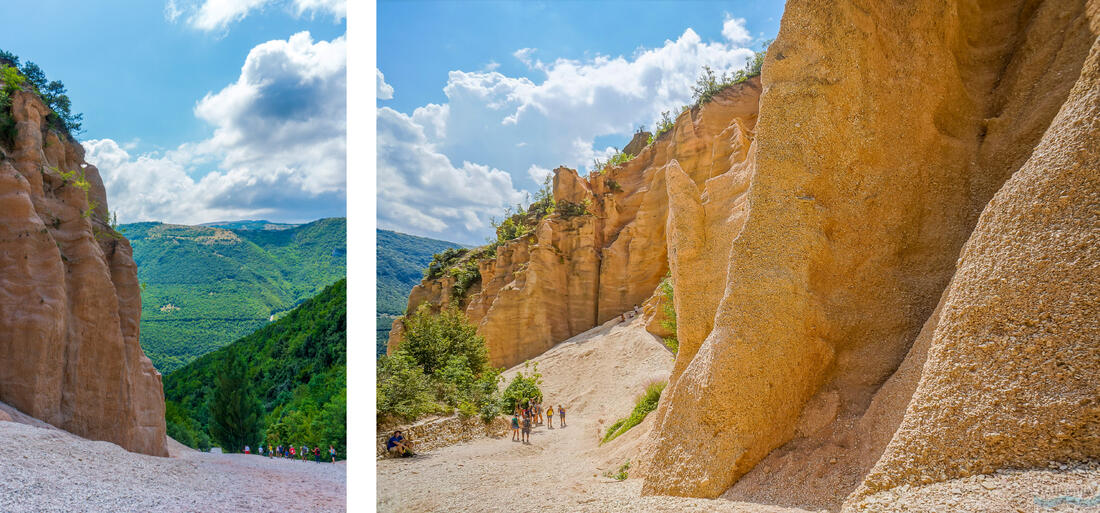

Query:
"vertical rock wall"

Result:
[[391, 79, 763, 369], [641, 0, 1097, 499], [0, 90, 167, 456]]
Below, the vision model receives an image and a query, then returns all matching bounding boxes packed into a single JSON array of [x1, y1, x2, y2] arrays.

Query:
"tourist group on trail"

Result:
[[243, 443, 338, 463], [512, 399, 565, 444]]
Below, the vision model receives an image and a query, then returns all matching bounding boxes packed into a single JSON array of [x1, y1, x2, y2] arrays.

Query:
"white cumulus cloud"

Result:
[[722, 16, 752, 43], [378, 23, 756, 243], [169, 0, 345, 32], [85, 31, 346, 225], [377, 69, 394, 100], [377, 107, 525, 245]]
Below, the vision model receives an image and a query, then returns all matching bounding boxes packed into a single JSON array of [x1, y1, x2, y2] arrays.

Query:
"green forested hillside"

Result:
[[376, 229, 463, 355], [163, 279, 346, 454], [125, 218, 346, 373]]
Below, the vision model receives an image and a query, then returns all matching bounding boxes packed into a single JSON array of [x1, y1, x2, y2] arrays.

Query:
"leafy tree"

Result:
[[376, 352, 439, 422], [19, 62, 46, 91], [399, 304, 488, 376], [500, 362, 543, 413], [208, 349, 263, 453]]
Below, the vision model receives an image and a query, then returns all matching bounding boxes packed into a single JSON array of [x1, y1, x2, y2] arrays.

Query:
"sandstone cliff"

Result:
[[641, 0, 1099, 505], [386, 0, 1098, 507], [0, 89, 167, 456], [390, 77, 762, 369]]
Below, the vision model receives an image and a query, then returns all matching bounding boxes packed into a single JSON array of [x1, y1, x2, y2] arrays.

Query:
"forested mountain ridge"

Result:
[[163, 279, 346, 453], [376, 229, 463, 355], [125, 217, 346, 373]]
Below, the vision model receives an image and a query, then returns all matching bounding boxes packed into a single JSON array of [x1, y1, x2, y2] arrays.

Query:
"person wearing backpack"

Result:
[[329, 445, 337, 463], [558, 405, 566, 427], [521, 413, 532, 443]]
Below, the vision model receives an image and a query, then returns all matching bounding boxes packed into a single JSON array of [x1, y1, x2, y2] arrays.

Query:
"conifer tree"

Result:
[[208, 349, 262, 453]]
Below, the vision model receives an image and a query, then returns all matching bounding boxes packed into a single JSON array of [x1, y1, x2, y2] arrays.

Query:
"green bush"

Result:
[[500, 362, 543, 413], [647, 111, 676, 145], [399, 304, 488, 376], [0, 49, 83, 138], [690, 44, 769, 108], [376, 352, 439, 422], [592, 151, 635, 174], [602, 381, 666, 444], [381, 306, 503, 426]]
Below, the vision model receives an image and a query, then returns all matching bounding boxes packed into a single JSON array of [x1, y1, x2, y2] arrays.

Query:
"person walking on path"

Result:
[[313, 446, 321, 463], [558, 405, 566, 427], [521, 413, 532, 443], [511, 413, 520, 441], [290, 445, 296, 459], [329, 445, 337, 463], [546, 405, 554, 429]]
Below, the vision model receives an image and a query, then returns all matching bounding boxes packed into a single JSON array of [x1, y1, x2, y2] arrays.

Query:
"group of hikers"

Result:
[[511, 399, 566, 443], [242, 443, 338, 463]]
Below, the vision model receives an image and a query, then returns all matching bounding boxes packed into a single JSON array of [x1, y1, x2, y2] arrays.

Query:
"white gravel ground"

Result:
[[0, 421, 345, 512]]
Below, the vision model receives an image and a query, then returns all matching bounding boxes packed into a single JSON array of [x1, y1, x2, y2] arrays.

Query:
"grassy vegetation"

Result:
[[601, 381, 666, 444], [646, 111, 676, 145], [659, 277, 678, 353], [690, 44, 768, 108], [163, 279, 346, 455], [125, 218, 346, 373], [378, 305, 506, 424], [605, 460, 631, 481], [592, 150, 635, 174]]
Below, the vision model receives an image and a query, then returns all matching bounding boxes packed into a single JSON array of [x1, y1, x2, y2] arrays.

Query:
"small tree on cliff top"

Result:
[[208, 349, 262, 453]]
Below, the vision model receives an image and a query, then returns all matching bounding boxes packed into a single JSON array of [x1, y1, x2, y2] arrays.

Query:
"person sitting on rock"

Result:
[[387, 430, 414, 457]]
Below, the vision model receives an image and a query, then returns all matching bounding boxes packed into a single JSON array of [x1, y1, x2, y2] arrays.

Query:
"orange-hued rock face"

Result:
[[390, 78, 763, 370], [641, 0, 1098, 501], [849, 30, 1100, 505], [0, 90, 167, 457]]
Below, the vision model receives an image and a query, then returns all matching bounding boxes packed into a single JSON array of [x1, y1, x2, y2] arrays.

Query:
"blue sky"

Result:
[[1, 0, 346, 224], [377, 1, 785, 245]]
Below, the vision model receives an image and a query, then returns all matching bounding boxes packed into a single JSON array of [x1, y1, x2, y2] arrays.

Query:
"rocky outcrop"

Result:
[[849, 30, 1100, 504], [391, 78, 763, 369], [0, 89, 167, 456], [641, 0, 1098, 503]]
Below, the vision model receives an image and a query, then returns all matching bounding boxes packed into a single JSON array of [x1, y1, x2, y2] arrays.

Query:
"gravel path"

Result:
[[376, 316, 817, 513], [0, 421, 345, 513]]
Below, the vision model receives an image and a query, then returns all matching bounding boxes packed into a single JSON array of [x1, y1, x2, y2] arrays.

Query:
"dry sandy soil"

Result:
[[0, 412, 345, 513], [376, 316, 819, 513], [376, 315, 1100, 513]]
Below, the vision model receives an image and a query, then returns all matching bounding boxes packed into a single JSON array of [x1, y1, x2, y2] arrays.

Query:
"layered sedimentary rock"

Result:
[[641, 0, 1098, 501], [391, 78, 762, 369], [0, 90, 167, 456]]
